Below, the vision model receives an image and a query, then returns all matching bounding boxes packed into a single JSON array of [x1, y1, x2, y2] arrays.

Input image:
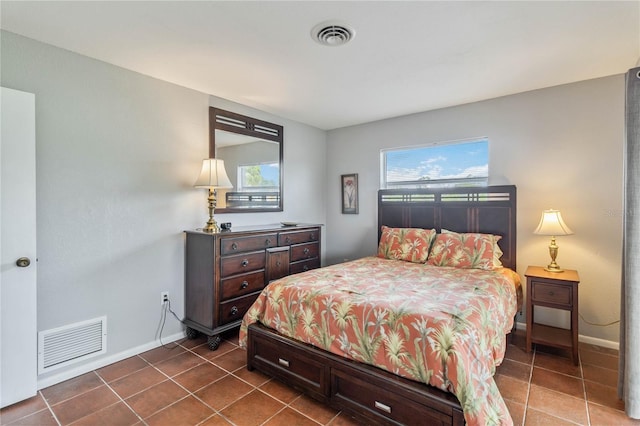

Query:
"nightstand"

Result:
[[525, 265, 580, 364]]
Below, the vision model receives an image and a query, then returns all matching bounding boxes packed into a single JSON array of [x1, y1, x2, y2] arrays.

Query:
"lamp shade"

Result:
[[533, 209, 574, 236], [194, 159, 233, 189]]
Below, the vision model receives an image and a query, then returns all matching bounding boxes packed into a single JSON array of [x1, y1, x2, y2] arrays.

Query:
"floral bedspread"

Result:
[[239, 256, 520, 425]]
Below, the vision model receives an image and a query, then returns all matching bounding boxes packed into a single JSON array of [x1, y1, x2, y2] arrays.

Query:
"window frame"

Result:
[[380, 137, 489, 189]]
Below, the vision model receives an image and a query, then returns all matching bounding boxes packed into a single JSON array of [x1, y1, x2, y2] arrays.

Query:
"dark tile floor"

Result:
[[1, 329, 638, 425]]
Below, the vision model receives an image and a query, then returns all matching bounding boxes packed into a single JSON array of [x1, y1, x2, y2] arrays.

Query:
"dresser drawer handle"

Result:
[[278, 358, 290, 368], [310, 233, 316, 240], [303, 265, 309, 272], [240, 281, 249, 289], [276, 261, 282, 267], [303, 247, 310, 255], [230, 306, 239, 316], [374, 401, 391, 414], [265, 238, 272, 246], [241, 259, 249, 267], [285, 237, 291, 244], [548, 291, 555, 296], [231, 242, 238, 250]]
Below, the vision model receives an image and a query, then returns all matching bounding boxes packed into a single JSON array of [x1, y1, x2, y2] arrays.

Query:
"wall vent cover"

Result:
[[38, 316, 107, 373], [311, 21, 355, 47]]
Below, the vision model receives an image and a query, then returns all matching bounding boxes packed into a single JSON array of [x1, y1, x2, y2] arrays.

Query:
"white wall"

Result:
[[0, 31, 326, 386], [326, 76, 625, 343]]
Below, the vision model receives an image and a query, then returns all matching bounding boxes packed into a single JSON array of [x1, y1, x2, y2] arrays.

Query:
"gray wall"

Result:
[[326, 75, 625, 343], [1, 31, 326, 386], [0, 28, 624, 391]]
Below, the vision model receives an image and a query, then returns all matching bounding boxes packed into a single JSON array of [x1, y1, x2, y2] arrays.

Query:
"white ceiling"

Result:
[[1, 1, 638, 130]]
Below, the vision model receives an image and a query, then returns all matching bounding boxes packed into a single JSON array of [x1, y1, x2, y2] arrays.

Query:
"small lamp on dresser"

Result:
[[533, 209, 574, 272], [194, 158, 233, 233]]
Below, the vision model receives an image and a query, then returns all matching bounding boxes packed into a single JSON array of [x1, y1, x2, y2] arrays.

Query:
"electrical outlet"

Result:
[[161, 291, 169, 306]]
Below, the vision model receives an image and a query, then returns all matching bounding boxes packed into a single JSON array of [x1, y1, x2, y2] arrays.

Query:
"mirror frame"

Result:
[[209, 107, 284, 213]]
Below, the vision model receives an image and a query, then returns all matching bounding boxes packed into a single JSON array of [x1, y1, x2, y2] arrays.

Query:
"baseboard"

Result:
[[514, 321, 619, 351], [37, 331, 186, 390]]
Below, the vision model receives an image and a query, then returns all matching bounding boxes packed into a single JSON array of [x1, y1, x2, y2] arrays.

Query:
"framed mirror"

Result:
[[209, 107, 283, 213]]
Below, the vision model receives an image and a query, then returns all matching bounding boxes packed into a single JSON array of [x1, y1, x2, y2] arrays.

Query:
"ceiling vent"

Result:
[[311, 21, 355, 47]]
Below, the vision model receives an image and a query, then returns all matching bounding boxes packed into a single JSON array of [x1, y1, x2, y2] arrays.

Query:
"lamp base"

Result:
[[544, 264, 564, 272], [201, 223, 220, 233], [201, 188, 220, 233]]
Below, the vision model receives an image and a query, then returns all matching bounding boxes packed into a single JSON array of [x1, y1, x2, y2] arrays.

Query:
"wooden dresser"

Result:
[[184, 224, 321, 350]]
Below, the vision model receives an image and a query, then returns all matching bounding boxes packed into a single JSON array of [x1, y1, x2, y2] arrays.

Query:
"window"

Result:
[[237, 162, 279, 192], [381, 138, 488, 189]]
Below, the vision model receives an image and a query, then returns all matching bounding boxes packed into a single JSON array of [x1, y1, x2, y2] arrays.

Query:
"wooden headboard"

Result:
[[378, 185, 517, 270]]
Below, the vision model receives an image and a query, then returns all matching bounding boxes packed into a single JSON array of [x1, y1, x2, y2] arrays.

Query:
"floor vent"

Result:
[[38, 316, 107, 374]]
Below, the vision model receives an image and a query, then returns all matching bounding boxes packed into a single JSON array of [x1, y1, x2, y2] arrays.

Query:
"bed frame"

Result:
[[246, 185, 517, 425]]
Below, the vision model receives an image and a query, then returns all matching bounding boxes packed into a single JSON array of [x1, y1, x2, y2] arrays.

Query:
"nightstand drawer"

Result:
[[532, 281, 571, 306]]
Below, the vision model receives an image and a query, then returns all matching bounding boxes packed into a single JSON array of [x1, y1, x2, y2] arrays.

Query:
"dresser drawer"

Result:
[[220, 271, 265, 301], [219, 293, 260, 325], [250, 326, 328, 399], [290, 258, 320, 275], [290, 242, 319, 262], [220, 251, 266, 278], [278, 229, 319, 246], [532, 281, 572, 306], [221, 234, 277, 255], [332, 367, 453, 425]]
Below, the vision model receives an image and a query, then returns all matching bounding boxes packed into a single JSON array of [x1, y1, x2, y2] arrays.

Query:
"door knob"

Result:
[[16, 257, 31, 267]]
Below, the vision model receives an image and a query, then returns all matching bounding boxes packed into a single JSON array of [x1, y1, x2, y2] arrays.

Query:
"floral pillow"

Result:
[[427, 230, 502, 270], [377, 226, 436, 263]]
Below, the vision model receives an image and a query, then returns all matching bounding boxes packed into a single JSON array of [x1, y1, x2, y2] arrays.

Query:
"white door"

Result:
[[0, 87, 37, 408]]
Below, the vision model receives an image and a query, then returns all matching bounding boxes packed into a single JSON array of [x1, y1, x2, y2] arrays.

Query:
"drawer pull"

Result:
[[374, 401, 391, 414], [548, 291, 555, 296], [231, 243, 238, 250], [303, 247, 310, 255], [230, 306, 239, 316], [241, 259, 249, 267], [303, 265, 309, 272], [240, 281, 249, 289], [278, 358, 290, 368], [285, 237, 291, 244], [265, 238, 272, 246], [276, 261, 282, 267], [310, 233, 316, 240]]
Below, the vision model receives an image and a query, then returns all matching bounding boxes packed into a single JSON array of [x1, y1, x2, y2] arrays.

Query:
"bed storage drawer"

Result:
[[247, 323, 464, 426], [332, 366, 457, 426], [247, 323, 329, 401]]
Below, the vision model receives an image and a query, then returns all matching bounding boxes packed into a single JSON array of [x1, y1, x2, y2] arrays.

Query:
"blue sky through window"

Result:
[[384, 139, 488, 184]]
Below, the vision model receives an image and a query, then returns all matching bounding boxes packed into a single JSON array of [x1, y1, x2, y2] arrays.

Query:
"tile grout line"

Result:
[[521, 348, 535, 426], [579, 352, 591, 426], [40, 390, 62, 426]]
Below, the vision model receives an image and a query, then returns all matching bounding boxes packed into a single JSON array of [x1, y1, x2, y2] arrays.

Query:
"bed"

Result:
[[240, 185, 519, 426]]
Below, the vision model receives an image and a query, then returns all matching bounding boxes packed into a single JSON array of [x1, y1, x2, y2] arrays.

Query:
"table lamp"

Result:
[[194, 159, 233, 233], [533, 209, 574, 272]]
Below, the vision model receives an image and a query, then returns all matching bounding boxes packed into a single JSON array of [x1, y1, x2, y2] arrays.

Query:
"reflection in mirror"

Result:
[[210, 108, 283, 212]]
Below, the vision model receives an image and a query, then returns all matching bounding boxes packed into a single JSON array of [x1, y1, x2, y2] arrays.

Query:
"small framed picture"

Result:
[[341, 173, 359, 214]]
